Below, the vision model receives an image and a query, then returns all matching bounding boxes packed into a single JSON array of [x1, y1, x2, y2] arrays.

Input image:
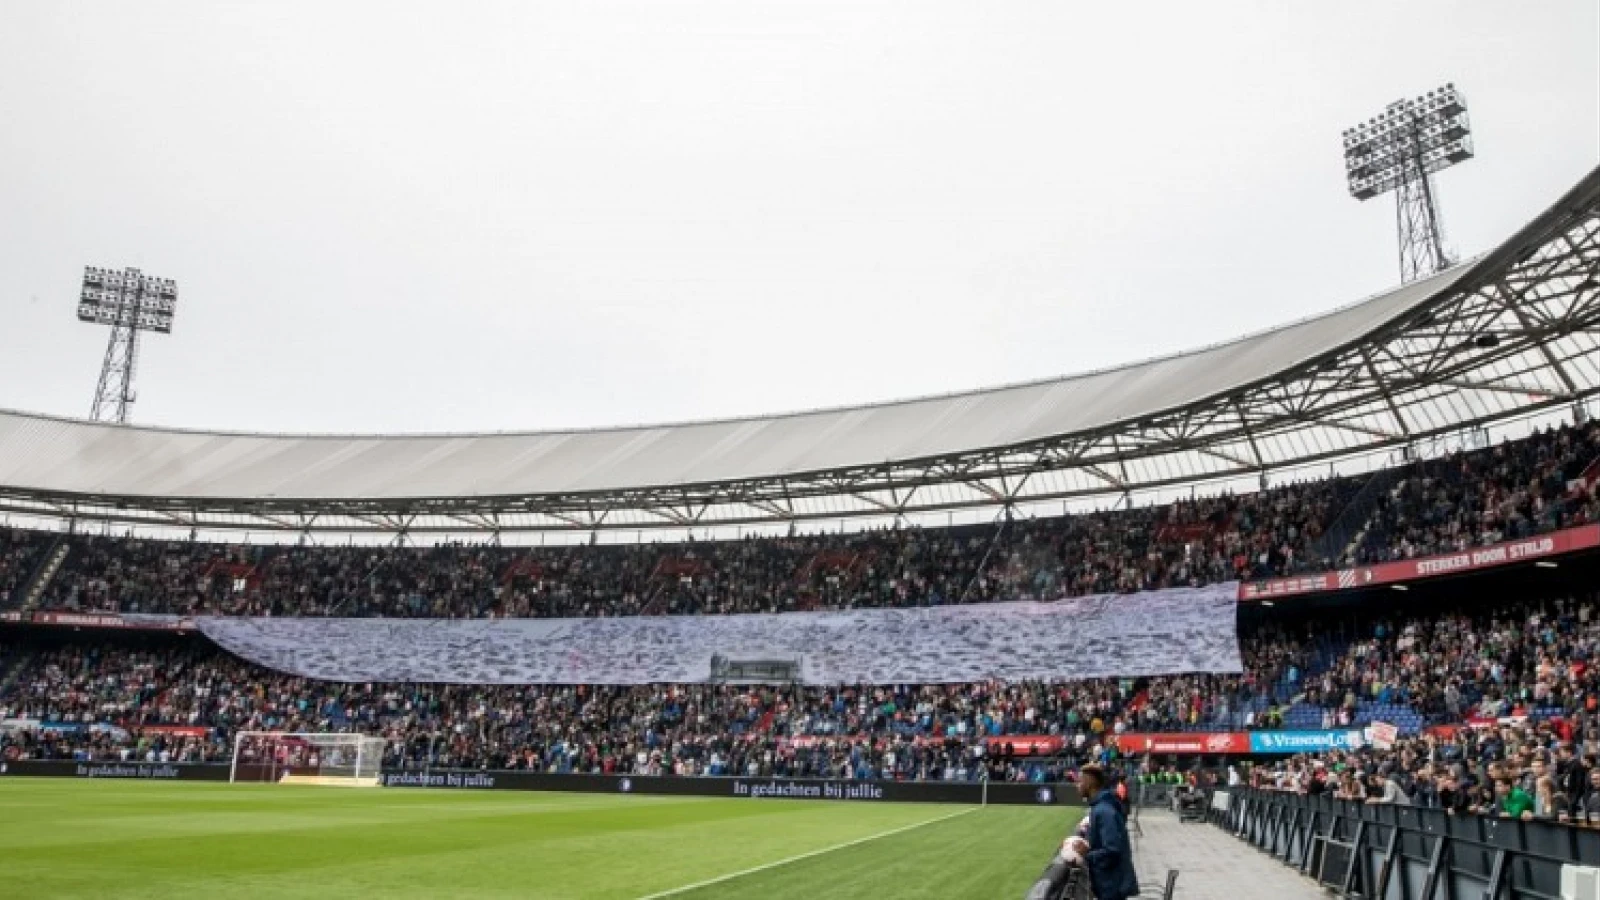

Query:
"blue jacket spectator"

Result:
[[1081, 767, 1139, 900]]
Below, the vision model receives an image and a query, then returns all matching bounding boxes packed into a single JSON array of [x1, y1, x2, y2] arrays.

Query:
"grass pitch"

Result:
[[0, 779, 1072, 898]]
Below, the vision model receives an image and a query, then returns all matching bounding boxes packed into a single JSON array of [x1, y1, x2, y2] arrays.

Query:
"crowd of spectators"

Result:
[[0, 526, 47, 608], [1255, 718, 1600, 826], [1349, 421, 1600, 565], [0, 642, 1126, 781], [2, 421, 1600, 833], [1240, 593, 1600, 827], [1267, 596, 1598, 730], [7, 420, 1594, 620], [3, 592, 1596, 792], [0, 623, 1337, 780], [14, 486, 1340, 619]]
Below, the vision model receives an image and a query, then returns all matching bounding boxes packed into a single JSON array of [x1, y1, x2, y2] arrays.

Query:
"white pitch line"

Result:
[[634, 806, 979, 900]]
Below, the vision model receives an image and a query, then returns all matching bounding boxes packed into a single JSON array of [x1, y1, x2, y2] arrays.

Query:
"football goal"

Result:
[[229, 732, 387, 787]]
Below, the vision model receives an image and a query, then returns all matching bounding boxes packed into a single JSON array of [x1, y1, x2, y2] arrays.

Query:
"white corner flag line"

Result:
[[634, 806, 979, 899]]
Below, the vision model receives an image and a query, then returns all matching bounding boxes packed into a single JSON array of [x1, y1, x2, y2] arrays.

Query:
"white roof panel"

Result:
[[0, 266, 1464, 501]]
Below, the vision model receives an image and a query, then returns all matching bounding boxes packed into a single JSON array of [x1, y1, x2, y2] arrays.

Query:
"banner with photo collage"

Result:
[[197, 581, 1241, 685]]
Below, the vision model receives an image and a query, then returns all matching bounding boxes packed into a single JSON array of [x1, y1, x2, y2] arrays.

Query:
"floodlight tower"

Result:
[[77, 266, 178, 423], [1343, 84, 1474, 283]]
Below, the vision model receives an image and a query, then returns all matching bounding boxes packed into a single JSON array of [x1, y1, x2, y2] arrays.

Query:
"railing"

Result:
[[1134, 782, 1179, 809], [1214, 788, 1600, 900], [1023, 860, 1092, 900], [1024, 789, 1181, 900], [0, 760, 1085, 807]]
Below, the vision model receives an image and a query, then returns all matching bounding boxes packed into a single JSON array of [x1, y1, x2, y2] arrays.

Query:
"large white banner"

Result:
[[197, 582, 1241, 685]]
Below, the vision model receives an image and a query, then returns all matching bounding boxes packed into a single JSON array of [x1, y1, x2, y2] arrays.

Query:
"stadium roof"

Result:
[[2, 165, 1599, 535]]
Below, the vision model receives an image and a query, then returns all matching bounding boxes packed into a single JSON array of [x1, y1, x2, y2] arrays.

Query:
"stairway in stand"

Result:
[[0, 646, 35, 695], [16, 534, 70, 611]]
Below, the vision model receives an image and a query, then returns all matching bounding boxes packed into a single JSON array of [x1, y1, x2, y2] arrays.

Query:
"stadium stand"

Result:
[[4, 420, 1596, 619], [3, 589, 1594, 801], [2, 168, 1599, 900], [1346, 421, 1600, 565], [0, 526, 48, 608], [2, 421, 1599, 800]]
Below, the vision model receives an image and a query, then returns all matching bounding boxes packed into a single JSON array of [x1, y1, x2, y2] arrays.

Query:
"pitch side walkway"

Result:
[[1131, 808, 1324, 900]]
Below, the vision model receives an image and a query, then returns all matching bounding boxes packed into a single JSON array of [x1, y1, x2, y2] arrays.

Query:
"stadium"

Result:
[[4, 7, 1600, 900]]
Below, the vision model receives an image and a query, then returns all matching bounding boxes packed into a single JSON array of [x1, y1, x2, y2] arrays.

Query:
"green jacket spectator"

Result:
[[1498, 785, 1534, 820]]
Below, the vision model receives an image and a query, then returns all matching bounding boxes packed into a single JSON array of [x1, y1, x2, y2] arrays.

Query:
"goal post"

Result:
[[230, 731, 387, 787]]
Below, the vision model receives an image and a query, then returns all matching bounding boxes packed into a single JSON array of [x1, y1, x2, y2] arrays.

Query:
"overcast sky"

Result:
[[0, 1, 1595, 435]]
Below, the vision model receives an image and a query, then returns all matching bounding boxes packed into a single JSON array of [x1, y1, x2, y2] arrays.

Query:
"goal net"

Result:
[[230, 732, 386, 787]]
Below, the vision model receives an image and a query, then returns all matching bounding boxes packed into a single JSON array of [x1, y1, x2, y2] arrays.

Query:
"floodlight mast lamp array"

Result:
[[77, 266, 177, 424], [1343, 84, 1474, 284]]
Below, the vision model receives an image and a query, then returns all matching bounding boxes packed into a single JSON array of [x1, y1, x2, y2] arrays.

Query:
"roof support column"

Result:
[[1361, 346, 1413, 451], [1491, 278, 1581, 399]]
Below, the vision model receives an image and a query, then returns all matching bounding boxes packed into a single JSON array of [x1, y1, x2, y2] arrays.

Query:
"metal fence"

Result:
[[1213, 788, 1600, 900], [1023, 861, 1093, 900], [1135, 783, 1178, 808]]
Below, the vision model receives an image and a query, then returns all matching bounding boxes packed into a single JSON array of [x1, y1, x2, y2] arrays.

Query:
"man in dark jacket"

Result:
[[1581, 767, 1600, 828], [1080, 764, 1140, 900], [1556, 744, 1588, 817]]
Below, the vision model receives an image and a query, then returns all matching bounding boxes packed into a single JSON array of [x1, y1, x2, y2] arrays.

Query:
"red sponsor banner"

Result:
[[1239, 524, 1600, 601], [1112, 732, 1250, 755], [778, 735, 896, 750], [134, 725, 212, 738], [1462, 715, 1534, 730], [29, 612, 142, 629], [1239, 573, 1342, 599], [12, 611, 194, 632], [983, 735, 1064, 755]]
